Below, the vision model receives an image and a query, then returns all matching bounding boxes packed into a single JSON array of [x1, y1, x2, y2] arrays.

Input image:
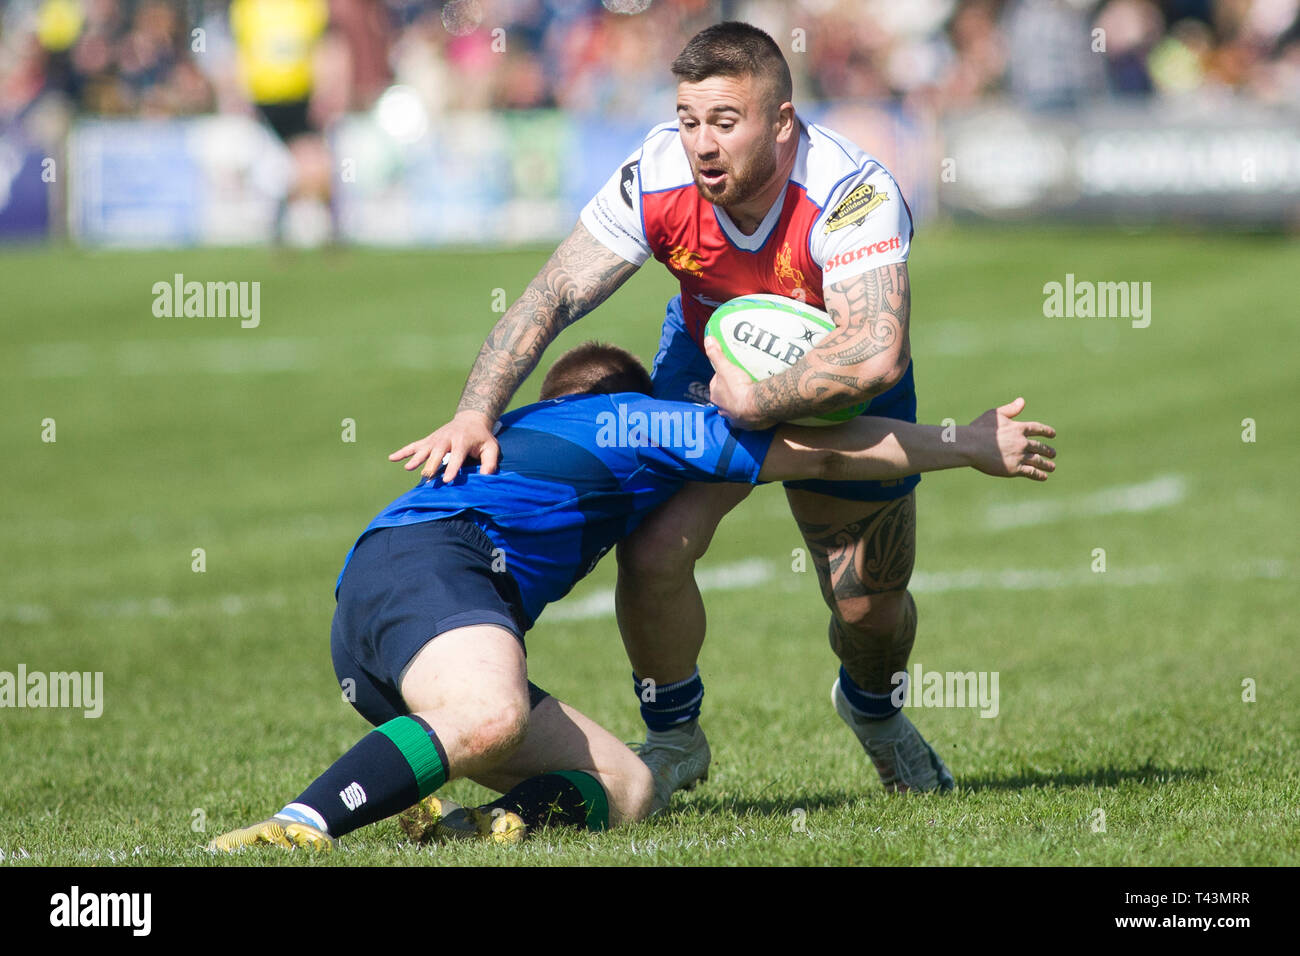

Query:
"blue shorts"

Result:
[[330, 519, 537, 727], [650, 296, 921, 502]]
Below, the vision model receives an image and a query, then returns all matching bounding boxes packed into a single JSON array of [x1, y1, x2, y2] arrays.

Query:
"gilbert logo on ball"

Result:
[[704, 294, 868, 427]]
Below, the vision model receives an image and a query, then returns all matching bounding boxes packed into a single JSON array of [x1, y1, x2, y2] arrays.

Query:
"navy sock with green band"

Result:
[[486, 770, 610, 832], [276, 715, 449, 838]]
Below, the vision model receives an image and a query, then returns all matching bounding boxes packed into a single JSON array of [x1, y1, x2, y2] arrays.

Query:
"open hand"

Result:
[[967, 398, 1057, 481], [388, 410, 499, 482]]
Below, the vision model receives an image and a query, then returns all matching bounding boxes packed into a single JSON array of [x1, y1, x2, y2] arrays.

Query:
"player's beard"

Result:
[[694, 131, 779, 209]]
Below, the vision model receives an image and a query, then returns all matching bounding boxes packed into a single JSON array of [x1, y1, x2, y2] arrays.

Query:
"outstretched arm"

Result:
[[390, 221, 640, 480], [757, 398, 1057, 484], [700, 335, 1056, 484]]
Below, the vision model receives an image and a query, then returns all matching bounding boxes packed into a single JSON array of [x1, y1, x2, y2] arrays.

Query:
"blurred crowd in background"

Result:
[[2, 0, 1297, 245], [1, 0, 1298, 129]]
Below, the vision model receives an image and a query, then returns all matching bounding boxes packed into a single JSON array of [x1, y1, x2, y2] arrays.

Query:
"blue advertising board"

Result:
[[0, 127, 51, 241]]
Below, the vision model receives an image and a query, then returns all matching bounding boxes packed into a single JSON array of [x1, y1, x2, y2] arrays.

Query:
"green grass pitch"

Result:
[[1, 227, 1297, 866]]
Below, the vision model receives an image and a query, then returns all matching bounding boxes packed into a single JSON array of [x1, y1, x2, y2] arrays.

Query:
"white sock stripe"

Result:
[[278, 803, 328, 833], [639, 668, 701, 694], [643, 697, 703, 716]]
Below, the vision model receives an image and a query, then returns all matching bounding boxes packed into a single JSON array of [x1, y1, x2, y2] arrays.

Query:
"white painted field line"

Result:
[[541, 555, 1285, 623], [18, 334, 484, 378], [694, 557, 774, 589], [544, 590, 618, 623], [1, 557, 1284, 626], [984, 474, 1187, 530], [0, 590, 289, 625], [910, 565, 1168, 593], [547, 557, 773, 623], [22, 338, 317, 377]]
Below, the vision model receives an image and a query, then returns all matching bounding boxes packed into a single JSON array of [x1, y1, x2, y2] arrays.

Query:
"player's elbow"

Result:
[[819, 444, 911, 484], [835, 351, 906, 406], [861, 352, 908, 395], [815, 447, 853, 482]]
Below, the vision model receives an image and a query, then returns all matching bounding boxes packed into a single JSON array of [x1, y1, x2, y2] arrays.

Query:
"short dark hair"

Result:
[[539, 341, 653, 400], [670, 21, 793, 115]]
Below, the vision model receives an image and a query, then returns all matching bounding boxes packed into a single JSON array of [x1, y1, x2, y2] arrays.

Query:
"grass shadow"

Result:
[[657, 761, 1212, 817], [666, 787, 864, 819], [957, 760, 1212, 793]]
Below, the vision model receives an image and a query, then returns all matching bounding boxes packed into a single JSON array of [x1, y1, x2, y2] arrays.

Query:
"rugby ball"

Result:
[[704, 293, 867, 426]]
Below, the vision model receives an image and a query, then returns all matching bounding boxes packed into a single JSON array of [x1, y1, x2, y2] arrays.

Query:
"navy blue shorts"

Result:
[[330, 519, 537, 727], [651, 296, 921, 502]]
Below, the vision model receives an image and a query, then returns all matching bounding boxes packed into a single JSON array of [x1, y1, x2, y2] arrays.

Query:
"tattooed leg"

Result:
[[787, 490, 918, 694]]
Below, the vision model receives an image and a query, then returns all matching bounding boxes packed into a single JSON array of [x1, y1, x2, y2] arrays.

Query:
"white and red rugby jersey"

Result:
[[580, 120, 913, 346]]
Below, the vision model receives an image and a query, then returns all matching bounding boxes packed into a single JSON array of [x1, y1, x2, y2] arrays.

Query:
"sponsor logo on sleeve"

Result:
[[822, 183, 889, 233], [620, 161, 638, 209], [824, 235, 902, 272], [590, 196, 645, 247]]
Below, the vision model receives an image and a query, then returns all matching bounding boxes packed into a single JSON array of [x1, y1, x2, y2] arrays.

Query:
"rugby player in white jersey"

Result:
[[393, 22, 1019, 811]]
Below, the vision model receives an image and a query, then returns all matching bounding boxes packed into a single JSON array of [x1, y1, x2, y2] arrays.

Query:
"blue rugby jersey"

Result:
[[337, 392, 775, 627]]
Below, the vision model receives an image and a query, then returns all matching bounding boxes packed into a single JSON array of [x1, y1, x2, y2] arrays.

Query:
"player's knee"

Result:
[[463, 692, 530, 764], [606, 757, 656, 826], [624, 760, 656, 823], [616, 520, 706, 583], [828, 589, 911, 639]]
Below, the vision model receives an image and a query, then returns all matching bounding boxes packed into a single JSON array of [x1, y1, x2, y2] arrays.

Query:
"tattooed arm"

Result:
[[456, 221, 640, 420], [389, 221, 640, 479], [709, 261, 911, 430]]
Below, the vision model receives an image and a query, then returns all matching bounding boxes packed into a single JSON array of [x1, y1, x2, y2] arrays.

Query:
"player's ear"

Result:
[[773, 101, 796, 142]]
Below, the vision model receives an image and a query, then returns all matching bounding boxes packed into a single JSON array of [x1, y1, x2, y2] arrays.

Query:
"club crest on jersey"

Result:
[[667, 245, 704, 277], [823, 183, 888, 234], [774, 242, 807, 298]]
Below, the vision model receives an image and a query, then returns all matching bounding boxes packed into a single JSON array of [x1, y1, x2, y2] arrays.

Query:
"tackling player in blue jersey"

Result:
[[209, 343, 1055, 850]]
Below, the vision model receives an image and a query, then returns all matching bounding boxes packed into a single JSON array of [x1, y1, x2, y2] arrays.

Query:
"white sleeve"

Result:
[[812, 164, 912, 286], [579, 152, 653, 266]]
